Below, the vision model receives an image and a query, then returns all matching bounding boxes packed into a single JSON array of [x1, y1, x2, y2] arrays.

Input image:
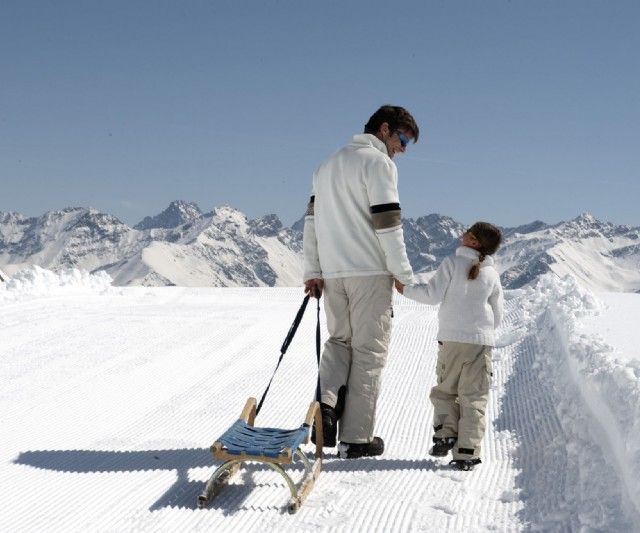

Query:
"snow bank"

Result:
[[521, 274, 640, 517], [0, 265, 112, 302]]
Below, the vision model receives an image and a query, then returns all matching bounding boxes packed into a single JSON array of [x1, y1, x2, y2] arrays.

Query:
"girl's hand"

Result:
[[394, 279, 405, 294]]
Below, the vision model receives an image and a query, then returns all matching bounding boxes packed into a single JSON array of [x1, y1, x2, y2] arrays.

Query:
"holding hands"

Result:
[[394, 279, 405, 294]]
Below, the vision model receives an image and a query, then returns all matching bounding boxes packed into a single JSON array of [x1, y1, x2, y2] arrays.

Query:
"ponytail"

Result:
[[465, 221, 502, 281], [468, 252, 486, 280]]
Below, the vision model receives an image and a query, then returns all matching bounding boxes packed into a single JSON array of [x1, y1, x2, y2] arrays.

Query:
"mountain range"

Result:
[[1, 202, 639, 292]]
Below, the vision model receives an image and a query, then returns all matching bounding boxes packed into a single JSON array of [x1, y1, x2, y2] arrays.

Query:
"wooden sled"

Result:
[[198, 397, 323, 513]]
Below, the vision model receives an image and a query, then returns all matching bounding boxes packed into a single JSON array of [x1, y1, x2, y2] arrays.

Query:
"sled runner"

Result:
[[198, 295, 323, 513], [198, 397, 322, 513]]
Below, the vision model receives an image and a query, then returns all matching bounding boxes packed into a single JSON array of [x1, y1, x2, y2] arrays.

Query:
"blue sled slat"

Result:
[[217, 419, 310, 458]]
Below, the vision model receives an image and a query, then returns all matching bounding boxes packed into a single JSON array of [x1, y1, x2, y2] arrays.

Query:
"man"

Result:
[[303, 105, 419, 458]]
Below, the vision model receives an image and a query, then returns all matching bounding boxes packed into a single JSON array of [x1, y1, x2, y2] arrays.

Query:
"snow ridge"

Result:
[[0, 265, 113, 302], [516, 274, 640, 523], [550, 278, 640, 517]]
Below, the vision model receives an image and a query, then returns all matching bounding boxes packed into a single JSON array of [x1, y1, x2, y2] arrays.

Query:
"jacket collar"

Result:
[[351, 133, 389, 157], [456, 246, 495, 267]]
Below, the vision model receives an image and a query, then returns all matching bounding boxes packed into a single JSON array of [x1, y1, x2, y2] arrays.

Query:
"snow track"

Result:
[[1, 279, 638, 531]]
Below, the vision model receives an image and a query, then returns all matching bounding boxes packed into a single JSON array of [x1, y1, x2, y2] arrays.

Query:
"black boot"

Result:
[[450, 458, 482, 471], [335, 385, 347, 419], [311, 403, 337, 447], [337, 436, 384, 459], [429, 436, 457, 457]]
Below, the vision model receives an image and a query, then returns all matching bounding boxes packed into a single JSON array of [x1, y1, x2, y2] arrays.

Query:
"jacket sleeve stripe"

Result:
[[370, 203, 401, 230], [370, 202, 400, 214], [305, 195, 315, 217]]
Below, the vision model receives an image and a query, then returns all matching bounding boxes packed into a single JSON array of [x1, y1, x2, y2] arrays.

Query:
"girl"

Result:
[[402, 221, 504, 471]]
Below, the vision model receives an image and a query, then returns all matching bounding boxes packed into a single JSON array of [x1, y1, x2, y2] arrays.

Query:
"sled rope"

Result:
[[256, 294, 321, 416]]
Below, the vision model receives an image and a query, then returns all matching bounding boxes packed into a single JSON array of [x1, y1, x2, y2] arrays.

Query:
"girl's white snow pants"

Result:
[[430, 341, 492, 461]]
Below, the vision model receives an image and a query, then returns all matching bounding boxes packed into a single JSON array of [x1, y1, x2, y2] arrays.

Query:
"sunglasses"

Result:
[[395, 131, 411, 148]]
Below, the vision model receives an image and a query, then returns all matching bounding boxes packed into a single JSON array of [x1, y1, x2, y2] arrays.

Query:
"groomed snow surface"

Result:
[[1, 267, 639, 532]]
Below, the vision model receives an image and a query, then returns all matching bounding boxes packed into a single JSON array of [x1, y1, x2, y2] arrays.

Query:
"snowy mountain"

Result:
[[0, 204, 302, 288], [0, 208, 138, 274], [1, 205, 639, 291], [497, 213, 640, 291], [404, 213, 640, 292]]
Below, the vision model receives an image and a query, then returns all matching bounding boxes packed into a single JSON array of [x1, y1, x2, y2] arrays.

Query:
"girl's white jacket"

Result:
[[303, 134, 414, 285], [404, 247, 504, 346]]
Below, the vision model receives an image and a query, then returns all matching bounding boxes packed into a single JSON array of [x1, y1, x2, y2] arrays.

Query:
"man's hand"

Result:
[[304, 278, 324, 298], [394, 279, 404, 294]]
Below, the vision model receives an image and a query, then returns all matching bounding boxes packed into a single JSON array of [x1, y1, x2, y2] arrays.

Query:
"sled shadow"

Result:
[[14, 448, 438, 512], [14, 448, 213, 511]]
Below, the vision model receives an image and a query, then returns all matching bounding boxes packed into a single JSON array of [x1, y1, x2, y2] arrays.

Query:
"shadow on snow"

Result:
[[14, 448, 438, 513]]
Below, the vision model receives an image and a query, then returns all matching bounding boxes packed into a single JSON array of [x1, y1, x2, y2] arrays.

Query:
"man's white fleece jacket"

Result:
[[404, 247, 504, 346], [303, 133, 414, 285]]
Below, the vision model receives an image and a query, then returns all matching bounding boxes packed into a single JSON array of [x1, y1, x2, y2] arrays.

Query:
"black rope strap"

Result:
[[255, 295, 321, 416], [314, 296, 321, 404]]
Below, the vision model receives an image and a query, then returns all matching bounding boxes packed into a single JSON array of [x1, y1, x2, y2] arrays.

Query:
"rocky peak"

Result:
[[134, 201, 202, 230], [249, 214, 283, 237], [413, 214, 466, 241], [0, 211, 26, 224], [210, 205, 246, 222], [402, 214, 466, 272], [554, 212, 637, 240], [574, 212, 596, 224], [502, 220, 549, 238], [38, 207, 85, 226]]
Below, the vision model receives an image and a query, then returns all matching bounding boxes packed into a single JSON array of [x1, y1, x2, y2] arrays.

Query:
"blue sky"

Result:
[[1, 1, 638, 228]]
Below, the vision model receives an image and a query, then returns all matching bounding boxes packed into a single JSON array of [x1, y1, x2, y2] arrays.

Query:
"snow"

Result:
[[0, 265, 112, 301], [254, 235, 303, 287], [548, 239, 640, 292], [1, 268, 639, 531], [581, 292, 640, 363]]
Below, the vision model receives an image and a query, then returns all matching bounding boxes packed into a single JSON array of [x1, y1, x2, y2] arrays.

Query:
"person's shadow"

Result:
[[14, 448, 438, 512]]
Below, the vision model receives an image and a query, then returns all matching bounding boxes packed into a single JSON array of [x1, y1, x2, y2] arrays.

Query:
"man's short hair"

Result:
[[364, 105, 420, 142]]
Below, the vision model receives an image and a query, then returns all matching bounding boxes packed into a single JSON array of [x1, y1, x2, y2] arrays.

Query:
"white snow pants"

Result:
[[430, 341, 492, 461], [319, 275, 393, 444]]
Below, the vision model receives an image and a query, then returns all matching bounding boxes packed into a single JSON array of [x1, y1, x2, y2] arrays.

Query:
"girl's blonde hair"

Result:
[[467, 222, 502, 280]]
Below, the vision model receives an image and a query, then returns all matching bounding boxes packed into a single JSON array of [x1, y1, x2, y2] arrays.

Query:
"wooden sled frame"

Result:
[[198, 397, 323, 513]]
